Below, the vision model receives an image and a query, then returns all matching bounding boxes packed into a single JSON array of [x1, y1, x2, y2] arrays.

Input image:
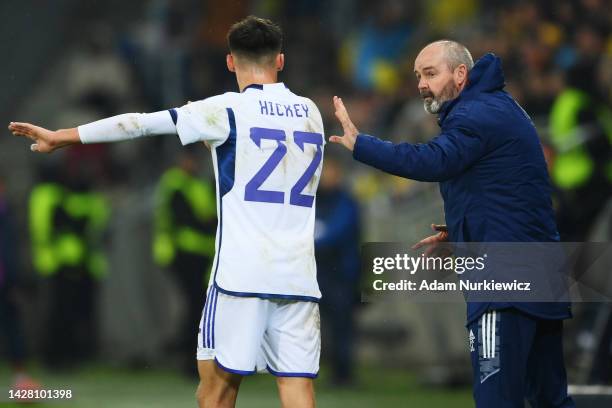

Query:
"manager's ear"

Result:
[[276, 53, 285, 72], [227, 54, 236, 72], [454, 64, 468, 88]]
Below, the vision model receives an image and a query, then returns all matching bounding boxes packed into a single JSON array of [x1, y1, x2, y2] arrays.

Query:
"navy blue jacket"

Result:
[[353, 53, 571, 323]]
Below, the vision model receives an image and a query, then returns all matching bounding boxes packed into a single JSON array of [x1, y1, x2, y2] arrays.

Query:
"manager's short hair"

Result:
[[227, 16, 282, 63], [429, 40, 474, 71]]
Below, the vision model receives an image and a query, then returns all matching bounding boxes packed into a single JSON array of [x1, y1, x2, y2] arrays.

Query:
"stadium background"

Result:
[[0, 0, 610, 406]]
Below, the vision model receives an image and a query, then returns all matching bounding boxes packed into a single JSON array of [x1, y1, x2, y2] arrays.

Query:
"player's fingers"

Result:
[[31, 142, 54, 153], [13, 131, 37, 142], [9, 122, 35, 137], [9, 122, 34, 131], [10, 124, 32, 134], [9, 127, 36, 141]]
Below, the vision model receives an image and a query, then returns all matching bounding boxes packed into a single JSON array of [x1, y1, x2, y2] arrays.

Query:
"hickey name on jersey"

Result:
[[258, 100, 310, 118]]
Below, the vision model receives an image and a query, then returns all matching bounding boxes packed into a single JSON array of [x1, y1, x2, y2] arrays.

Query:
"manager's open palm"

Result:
[[329, 96, 359, 151]]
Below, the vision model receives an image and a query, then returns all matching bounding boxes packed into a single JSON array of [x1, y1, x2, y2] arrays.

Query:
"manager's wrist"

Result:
[[352, 133, 371, 160]]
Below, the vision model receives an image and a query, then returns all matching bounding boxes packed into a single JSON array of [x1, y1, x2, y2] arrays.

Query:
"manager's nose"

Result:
[[418, 79, 429, 93]]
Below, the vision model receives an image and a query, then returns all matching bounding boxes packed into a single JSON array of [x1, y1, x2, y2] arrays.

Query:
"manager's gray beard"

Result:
[[422, 80, 458, 114]]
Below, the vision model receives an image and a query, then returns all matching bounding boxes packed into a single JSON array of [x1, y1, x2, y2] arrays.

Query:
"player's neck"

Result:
[[236, 69, 278, 92]]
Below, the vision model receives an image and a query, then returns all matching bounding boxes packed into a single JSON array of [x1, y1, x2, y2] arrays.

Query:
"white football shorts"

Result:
[[196, 285, 321, 378]]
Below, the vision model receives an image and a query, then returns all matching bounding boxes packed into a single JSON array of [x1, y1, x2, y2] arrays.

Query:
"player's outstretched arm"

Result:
[[329, 96, 359, 151], [8, 122, 79, 153], [9, 111, 177, 153]]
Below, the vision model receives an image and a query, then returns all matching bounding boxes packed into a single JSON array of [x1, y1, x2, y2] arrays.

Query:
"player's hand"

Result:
[[412, 224, 449, 257], [329, 96, 359, 151], [8, 122, 77, 153]]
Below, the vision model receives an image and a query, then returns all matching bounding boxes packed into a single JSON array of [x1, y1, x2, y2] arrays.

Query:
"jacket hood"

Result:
[[438, 53, 506, 124]]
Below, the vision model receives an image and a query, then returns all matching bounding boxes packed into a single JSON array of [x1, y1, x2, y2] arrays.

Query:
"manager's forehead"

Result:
[[414, 42, 447, 71]]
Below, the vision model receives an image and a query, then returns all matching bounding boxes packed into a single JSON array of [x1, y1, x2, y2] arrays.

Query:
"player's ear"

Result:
[[276, 53, 284, 72], [227, 54, 236, 72]]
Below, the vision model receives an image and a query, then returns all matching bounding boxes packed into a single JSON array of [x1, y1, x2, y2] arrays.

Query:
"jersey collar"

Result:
[[242, 83, 289, 93]]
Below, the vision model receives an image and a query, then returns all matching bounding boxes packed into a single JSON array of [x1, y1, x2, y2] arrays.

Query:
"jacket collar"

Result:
[[438, 53, 505, 125]]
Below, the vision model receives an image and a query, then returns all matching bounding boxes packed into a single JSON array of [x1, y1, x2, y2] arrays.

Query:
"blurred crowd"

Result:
[[1, 0, 611, 391]]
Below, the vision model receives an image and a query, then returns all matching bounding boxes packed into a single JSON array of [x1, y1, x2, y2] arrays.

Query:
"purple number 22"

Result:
[[245, 127, 323, 208]]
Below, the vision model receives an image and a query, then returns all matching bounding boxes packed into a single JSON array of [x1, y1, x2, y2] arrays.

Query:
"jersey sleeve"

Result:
[[172, 95, 232, 147], [78, 111, 177, 144]]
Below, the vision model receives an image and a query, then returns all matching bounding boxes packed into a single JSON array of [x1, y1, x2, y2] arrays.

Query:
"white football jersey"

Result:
[[173, 83, 324, 301]]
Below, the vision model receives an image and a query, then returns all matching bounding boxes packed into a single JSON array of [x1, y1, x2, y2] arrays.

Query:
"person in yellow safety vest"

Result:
[[153, 150, 216, 377], [29, 176, 109, 368], [549, 60, 612, 240]]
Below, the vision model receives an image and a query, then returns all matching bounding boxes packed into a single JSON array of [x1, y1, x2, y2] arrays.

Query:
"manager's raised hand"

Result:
[[329, 96, 359, 151]]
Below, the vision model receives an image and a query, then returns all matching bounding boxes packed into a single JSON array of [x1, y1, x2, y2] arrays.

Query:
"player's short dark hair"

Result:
[[227, 16, 282, 63]]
